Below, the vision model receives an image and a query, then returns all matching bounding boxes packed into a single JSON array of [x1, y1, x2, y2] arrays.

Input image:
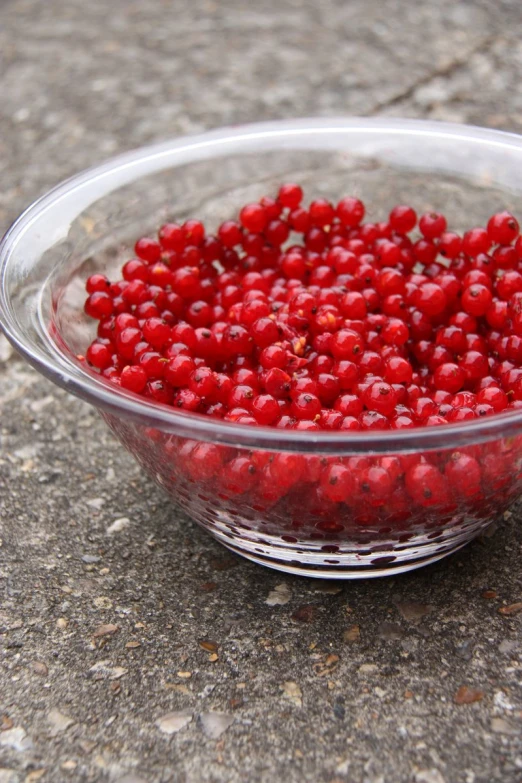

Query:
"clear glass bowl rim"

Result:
[[2, 116, 522, 453]]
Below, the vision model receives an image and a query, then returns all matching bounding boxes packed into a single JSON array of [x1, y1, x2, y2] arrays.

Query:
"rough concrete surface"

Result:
[[1, 1, 522, 781]]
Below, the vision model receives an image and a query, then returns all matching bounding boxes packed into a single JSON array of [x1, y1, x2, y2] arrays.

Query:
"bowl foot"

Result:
[[209, 527, 474, 579]]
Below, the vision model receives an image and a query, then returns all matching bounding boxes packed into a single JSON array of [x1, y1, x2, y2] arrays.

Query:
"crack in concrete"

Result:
[[367, 35, 497, 115]]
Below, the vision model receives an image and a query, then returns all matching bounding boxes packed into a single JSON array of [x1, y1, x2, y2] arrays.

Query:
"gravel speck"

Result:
[[47, 710, 76, 736], [0, 727, 32, 751], [395, 601, 433, 622], [265, 583, 291, 606], [281, 681, 302, 708], [199, 712, 234, 739], [156, 711, 193, 735], [378, 622, 404, 641]]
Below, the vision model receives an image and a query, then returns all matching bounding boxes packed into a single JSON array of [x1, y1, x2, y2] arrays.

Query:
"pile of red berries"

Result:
[[82, 184, 522, 433]]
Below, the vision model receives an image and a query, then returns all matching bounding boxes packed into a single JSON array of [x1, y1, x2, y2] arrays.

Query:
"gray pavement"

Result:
[[1, 1, 522, 781]]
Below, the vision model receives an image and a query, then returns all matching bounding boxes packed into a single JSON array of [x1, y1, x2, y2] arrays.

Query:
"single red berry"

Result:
[[493, 245, 518, 270], [116, 327, 142, 360], [487, 211, 519, 245], [320, 463, 356, 502], [218, 220, 243, 248], [435, 325, 467, 354], [262, 368, 291, 398], [265, 219, 290, 246], [358, 465, 394, 501], [182, 219, 205, 247], [159, 223, 186, 252], [419, 212, 447, 239], [359, 410, 390, 430], [375, 240, 402, 267], [376, 268, 406, 297], [277, 183, 303, 209], [405, 463, 447, 507], [438, 232, 462, 259], [497, 270, 522, 300], [86, 341, 113, 370], [381, 318, 409, 346], [449, 311, 477, 333], [336, 197, 365, 227], [461, 284, 493, 317], [251, 394, 280, 425], [290, 377, 319, 399], [171, 266, 201, 299], [340, 291, 367, 319], [363, 380, 398, 417], [189, 367, 218, 400], [142, 317, 171, 349], [389, 204, 417, 234], [250, 317, 279, 348], [164, 355, 196, 387], [291, 392, 322, 420], [222, 457, 258, 493], [330, 329, 364, 360], [462, 228, 491, 257], [86, 273, 111, 293], [120, 365, 148, 393], [460, 350, 489, 382], [329, 248, 358, 275], [414, 283, 447, 317], [433, 363, 465, 393], [288, 207, 310, 233], [239, 203, 268, 233], [445, 453, 481, 499], [476, 386, 508, 412], [85, 291, 114, 319], [139, 351, 166, 380], [315, 373, 341, 405], [384, 356, 413, 384], [309, 198, 335, 227], [332, 361, 358, 390], [193, 328, 217, 359], [135, 237, 162, 263], [413, 239, 438, 266]]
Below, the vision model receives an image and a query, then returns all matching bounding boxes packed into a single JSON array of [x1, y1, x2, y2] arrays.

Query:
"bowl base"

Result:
[[204, 516, 482, 579], [219, 540, 467, 578]]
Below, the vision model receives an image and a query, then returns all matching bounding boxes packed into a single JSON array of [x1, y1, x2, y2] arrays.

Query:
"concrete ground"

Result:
[[1, 1, 522, 781]]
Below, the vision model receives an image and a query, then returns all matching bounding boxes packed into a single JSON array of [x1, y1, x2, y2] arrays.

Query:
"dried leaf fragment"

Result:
[[93, 624, 119, 638], [499, 602, 522, 616], [1, 714, 14, 731], [343, 625, 360, 643], [454, 686, 484, 705], [292, 604, 317, 623], [200, 581, 217, 592], [88, 660, 127, 680], [314, 654, 339, 676], [199, 640, 218, 652]]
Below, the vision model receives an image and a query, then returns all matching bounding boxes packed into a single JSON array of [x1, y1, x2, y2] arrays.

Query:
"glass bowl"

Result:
[[2, 117, 522, 579]]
